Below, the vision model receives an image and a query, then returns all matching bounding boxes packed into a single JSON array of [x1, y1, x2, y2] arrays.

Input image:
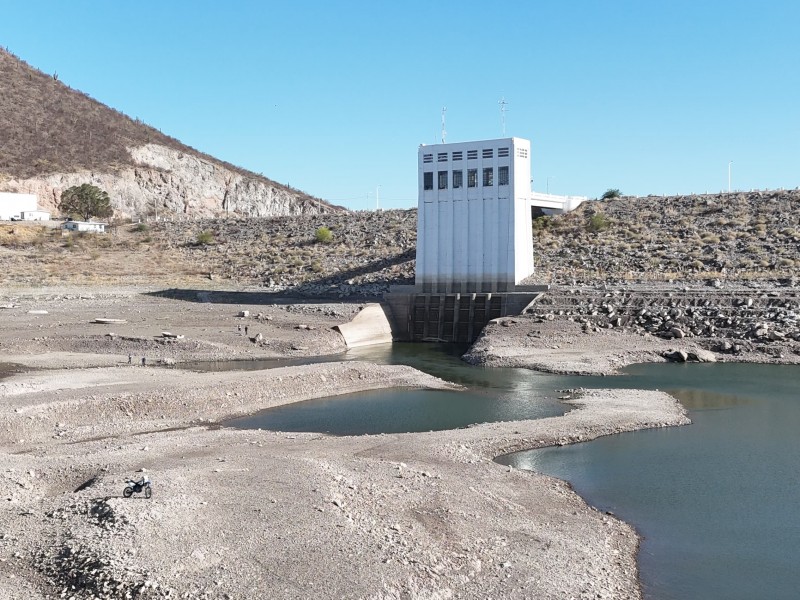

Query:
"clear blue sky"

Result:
[[2, 1, 798, 210]]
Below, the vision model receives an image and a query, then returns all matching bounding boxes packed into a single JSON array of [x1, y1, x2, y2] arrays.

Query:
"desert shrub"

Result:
[[133, 222, 150, 233], [30, 230, 49, 247], [532, 216, 552, 231], [586, 213, 611, 233], [315, 226, 333, 243], [601, 189, 621, 200], [196, 230, 215, 245]]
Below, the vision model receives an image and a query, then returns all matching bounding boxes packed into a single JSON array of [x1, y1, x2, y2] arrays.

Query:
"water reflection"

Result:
[[668, 388, 750, 410], [8, 347, 800, 598], [225, 342, 570, 434]]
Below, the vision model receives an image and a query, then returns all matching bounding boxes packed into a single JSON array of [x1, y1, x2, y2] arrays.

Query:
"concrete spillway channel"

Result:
[[383, 290, 544, 343]]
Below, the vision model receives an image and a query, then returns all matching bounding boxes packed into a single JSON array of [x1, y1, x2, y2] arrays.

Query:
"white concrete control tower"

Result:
[[383, 136, 546, 343], [415, 137, 533, 293]]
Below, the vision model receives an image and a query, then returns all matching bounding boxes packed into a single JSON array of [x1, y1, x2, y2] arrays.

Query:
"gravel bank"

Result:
[[465, 284, 800, 375]]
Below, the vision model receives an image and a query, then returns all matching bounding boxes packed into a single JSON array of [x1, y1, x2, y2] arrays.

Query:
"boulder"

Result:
[[687, 348, 716, 363], [664, 349, 689, 362]]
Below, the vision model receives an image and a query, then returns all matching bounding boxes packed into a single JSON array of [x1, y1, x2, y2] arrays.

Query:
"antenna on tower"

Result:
[[441, 106, 447, 143], [498, 97, 508, 135]]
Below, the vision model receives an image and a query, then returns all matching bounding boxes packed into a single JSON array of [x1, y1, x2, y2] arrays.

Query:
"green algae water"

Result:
[[499, 362, 800, 600]]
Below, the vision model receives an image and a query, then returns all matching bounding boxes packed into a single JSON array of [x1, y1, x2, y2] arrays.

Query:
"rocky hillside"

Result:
[[0, 210, 417, 295], [1, 190, 798, 297], [531, 189, 800, 286], [0, 48, 339, 219]]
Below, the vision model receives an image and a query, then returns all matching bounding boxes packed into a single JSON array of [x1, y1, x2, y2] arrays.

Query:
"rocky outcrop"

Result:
[[4, 144, 337, 220]]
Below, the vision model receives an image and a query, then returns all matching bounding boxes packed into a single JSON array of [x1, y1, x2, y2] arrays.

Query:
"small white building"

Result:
[[416, 137, 533, 293], [0, 192, 38, 220], [62, 220, 107, 233], [19, 210, 51, 221]]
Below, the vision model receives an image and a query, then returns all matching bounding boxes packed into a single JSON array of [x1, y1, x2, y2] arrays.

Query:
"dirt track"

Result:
[[0, 287, 689, 599]]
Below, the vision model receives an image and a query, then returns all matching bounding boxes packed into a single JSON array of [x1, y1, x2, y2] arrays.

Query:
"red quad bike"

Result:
[[123, 476, 152, 499]]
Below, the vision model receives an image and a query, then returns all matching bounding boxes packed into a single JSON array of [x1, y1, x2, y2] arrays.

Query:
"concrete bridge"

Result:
[[530, 192, 587, 214]]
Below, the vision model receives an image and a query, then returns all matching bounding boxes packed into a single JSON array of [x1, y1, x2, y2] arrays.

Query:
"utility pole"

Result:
[[498, 97, 508, 136], [728, 161, 733, 193], [376, 185, 381, 211]]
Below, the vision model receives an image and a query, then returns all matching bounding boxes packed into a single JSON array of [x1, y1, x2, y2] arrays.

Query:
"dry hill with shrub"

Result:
[[0, 48, 338, 218], [1, 190, 798, 295], [0, 210, 415, 294], [533, 189, 800, 286]]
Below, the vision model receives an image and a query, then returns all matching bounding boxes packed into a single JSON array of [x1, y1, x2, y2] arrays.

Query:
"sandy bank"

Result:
[[0, 367, 686, 600], [0, 288, 690, 599], [0, 361, 459, 447]]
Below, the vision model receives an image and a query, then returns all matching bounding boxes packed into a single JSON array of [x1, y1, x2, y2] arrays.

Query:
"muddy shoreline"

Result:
[[1, 287, 696, 599]]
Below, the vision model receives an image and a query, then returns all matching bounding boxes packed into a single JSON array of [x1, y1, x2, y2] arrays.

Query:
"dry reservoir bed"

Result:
[[0, 288, 689, 599]]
